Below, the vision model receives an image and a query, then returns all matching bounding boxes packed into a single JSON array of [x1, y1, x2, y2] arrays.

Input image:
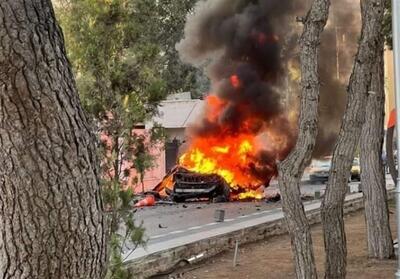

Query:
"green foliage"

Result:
[[58, 0, 168, 122], [56, 0, 209, 275], [97, 128, 161, 277], [133, 0, 209, 95], [55, 1, 199, 278], [104, 186, 146, 279], [383, 1, 393, 49], [57, 0, 207, 97]]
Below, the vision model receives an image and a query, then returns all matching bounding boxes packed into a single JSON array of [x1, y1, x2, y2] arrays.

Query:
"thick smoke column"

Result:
[[176, 0, 300, 185], [280, 0, 360, 158], [175, 0, 361, 187], [313, 0, 360, 157]]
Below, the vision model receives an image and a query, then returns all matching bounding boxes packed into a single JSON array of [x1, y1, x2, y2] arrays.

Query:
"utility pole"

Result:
[[391, 0, 400, 278]]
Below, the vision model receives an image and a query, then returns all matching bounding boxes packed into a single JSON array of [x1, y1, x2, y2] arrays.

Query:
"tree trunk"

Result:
[[321, 1, 386, 278], [0, 1, 107, 278], [278, 1, 330, 278], [361, 41, 394, 259]]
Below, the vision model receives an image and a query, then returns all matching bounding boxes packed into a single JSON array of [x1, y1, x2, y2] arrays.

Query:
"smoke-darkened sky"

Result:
[[177, 0, 361, 166], [314, 0, 360, 157]]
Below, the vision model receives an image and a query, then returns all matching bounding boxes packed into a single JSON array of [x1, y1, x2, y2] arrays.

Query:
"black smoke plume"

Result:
[[176, 0, 301, 183], [177, 0, 361, 182], [313, 0, 360, 157]]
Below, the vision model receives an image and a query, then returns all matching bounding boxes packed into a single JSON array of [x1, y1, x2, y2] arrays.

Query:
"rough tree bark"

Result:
[[0, 1, 107, 278], [277, 0, 330, 278], [361, 41, 394, 259], [321, 0, 386, 278]]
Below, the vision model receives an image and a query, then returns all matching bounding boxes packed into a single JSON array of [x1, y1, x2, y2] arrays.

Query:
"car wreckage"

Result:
[[153, 167, 231, 202]]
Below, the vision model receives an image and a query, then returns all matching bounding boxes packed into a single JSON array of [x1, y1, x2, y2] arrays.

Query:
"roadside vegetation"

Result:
[[0, 0, 396, 278]]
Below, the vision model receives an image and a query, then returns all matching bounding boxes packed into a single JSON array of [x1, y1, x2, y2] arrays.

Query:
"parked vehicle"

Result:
[[309, 159, 331, 183], [350, 157, 360, 181]]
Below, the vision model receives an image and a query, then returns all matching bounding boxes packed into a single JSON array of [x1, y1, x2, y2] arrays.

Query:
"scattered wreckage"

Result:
[[134, 166, 281, 207], [154, 166, 230, 203]]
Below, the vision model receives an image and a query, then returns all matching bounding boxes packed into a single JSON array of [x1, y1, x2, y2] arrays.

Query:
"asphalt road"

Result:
[[125, 174, 394, 263], [126, 197, 326, 261], [135, 199, 281, 238], [135, 173, 396, 239], [135, 174, 365, 239]]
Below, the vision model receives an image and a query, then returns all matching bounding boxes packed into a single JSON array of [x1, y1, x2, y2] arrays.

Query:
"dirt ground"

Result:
[[178, 204, 397, 279]]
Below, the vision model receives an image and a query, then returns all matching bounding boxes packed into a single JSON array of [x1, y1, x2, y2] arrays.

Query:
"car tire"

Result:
[[213, 195, 228, 203], [172, 195, 185, 203], [214, 183, 230, 202]]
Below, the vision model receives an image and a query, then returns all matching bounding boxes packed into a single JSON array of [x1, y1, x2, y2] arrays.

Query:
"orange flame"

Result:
[[238, 189, 264, 200], [179, 133, 263, 191], [175, 65, 294, 200], [257, 33, 267, 45], [252, 31, 280, 46], [230, 75, 241, 88], [206, 95, 226, 122]]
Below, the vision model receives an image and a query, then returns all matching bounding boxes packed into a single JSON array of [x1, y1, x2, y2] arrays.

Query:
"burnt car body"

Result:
[[156, 167, 231, 202]]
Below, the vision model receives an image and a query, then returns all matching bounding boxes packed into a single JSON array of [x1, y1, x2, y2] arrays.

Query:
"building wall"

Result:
[[166, 128, 186, 143], [129, 128, 186, 193], [134, 143, 166, 193], [385, 50, 396, 127]]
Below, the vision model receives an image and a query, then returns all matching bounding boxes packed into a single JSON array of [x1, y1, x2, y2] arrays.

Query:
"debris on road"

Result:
[[134, 195, 155, 207], [214, 209, 225, 222], [264, 189, 281, 203], [155, 200, 176, 206]]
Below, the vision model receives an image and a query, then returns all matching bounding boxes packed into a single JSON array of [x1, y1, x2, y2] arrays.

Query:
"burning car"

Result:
[[154, 167, 231, 202], [150, 0, 299, 202]]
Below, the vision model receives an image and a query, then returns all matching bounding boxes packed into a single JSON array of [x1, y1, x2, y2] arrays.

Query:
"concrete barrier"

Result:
[[126, 190, 394, 278]]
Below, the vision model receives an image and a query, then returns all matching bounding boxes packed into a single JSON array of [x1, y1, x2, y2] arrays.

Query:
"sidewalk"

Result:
[[184, 203, 397, 279], [124, 188, 392, 278]]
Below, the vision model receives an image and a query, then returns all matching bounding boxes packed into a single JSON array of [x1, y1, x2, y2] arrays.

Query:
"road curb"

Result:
[[126, 190, 394, 278]]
